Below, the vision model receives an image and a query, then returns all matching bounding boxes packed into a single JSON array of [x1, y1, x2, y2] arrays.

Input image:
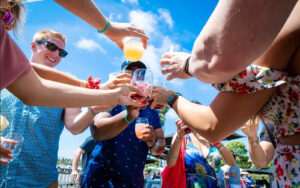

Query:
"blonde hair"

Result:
[[32, 29, 66, 44]]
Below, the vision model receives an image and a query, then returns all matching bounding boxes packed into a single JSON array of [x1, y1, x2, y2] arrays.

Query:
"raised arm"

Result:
[[31, 62, 86, 87], [166, 121, 187, 167], [54, 0, 148, 49], [214, 143, 236, 166], [161, 0, 298, 83], [189, 0, 297, 83], [241, 120, 274, 168], [7, 68, 139, 108]]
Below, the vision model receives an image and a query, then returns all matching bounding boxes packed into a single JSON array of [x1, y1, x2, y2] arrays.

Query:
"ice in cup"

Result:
[[123, 37, 144, 62]]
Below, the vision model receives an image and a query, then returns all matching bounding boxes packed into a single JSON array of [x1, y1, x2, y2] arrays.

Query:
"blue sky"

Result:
[[13, 0, 251, 158]]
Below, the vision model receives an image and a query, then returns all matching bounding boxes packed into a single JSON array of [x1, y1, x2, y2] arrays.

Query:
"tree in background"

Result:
[[226, 141, 252, 169]]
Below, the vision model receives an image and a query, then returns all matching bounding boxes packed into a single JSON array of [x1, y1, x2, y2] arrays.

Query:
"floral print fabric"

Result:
[[213, 64, 300, 187]]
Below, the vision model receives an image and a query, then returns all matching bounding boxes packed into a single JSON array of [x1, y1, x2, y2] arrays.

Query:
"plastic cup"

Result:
[[123, 37, 144, 62]]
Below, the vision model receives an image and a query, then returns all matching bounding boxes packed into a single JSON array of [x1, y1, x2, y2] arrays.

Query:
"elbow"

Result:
[[69, 128, 83, 135], [193, 120, 221, 143], [65, 124, 86, 135]]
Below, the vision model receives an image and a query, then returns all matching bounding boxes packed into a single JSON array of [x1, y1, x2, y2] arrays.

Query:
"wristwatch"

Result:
[[167, 92, 181, 108]]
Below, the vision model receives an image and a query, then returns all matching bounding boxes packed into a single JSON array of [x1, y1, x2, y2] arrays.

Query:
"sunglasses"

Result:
[[36, 40, 68, 58]]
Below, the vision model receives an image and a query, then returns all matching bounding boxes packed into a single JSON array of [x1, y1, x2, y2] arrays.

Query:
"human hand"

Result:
[[160, 52, 191, 80], [102, 72, 132, 90], [241, 118, 259, 139], [116, 85, 143, 107], [176, 120, 191, 139], [71, 169, 80, 183], [151, 86, 176, 107], [0, 137, 16, 165], [135, 124, 155, 143], [105, 22, 148, 50]]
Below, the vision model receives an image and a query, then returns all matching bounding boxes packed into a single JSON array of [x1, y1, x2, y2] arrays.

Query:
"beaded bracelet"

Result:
[[97, 20, 111, 33]]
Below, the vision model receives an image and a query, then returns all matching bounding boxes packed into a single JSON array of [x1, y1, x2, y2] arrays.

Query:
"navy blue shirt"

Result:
[[82, 105, 161, 188], [80, 136, 97, 171]]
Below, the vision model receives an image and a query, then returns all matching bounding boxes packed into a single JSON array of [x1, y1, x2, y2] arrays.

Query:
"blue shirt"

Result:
[[224, 165, 241, 186], [82, 105, 161, 188], [80, 136, 97, 171], [0, 90, 64, 188]]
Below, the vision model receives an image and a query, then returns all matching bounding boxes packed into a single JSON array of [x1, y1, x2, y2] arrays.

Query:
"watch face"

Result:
[[167, 94, 178, 107]]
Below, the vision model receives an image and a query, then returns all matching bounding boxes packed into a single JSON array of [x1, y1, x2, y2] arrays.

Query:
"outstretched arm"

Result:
[[31, 63, 86, 87], [160, 0, 298, 83], [7, 68, 136, 108], [189, 0, 297, 83], [54, 0, 148, 49]]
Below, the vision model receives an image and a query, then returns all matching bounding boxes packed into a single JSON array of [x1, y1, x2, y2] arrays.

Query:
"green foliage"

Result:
[[159, 106, 170, 127], [57, 157, 72, 166], [226, 141, 252, 169]]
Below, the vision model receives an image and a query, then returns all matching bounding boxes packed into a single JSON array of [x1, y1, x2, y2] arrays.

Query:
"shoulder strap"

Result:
[[261, 119, 277, 148]]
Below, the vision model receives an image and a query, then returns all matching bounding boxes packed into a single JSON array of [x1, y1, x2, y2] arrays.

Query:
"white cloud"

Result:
[[75, 38, 106, 54], [24, 0, 43, 3], [129, 10, 157, 35], [121, 0, 139, 5], [108, 13, 124, 21], [158, 9, 174, 29]]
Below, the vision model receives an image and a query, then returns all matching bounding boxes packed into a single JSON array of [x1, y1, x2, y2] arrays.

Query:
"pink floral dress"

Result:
[[213, 64, 300, 188]]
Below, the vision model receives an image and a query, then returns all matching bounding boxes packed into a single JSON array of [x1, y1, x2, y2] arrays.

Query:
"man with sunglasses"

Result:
[[0, 29, 133, 188]]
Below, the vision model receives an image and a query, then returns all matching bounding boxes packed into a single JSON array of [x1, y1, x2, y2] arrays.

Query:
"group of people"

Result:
[[1, 0, 300, 187]]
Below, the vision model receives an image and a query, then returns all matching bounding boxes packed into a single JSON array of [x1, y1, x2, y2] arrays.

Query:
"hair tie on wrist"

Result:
[[97, 20, 111, 33], [184, 56, 193, 76]]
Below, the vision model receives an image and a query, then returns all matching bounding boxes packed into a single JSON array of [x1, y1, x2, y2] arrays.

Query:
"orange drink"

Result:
[[123, 37, 144, 62]]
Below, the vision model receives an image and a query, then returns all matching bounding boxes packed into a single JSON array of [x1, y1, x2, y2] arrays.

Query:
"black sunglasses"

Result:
[[36, 40, 68, 58]]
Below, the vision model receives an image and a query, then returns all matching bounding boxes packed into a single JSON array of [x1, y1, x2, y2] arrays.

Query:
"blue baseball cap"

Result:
[[121, 60, 147, 71]]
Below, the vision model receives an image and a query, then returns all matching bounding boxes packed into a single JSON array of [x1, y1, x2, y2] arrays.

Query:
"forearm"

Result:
[[72, 150, 82, 171], [248, 139, 270, 168], [166, 134, 182, 167], [172, 97, 217, 140], [189, 0, 297, 83], [93, 111, 129, 140], [8, 69, 119, 107], [66, 109, 95, 134], [32, 63, 86, 87], [217, 145, 236, 166], [172, 89, 273, 143], [55, 0, 107, 30]]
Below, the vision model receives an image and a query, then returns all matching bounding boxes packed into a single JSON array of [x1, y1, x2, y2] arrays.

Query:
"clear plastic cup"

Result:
[[123, 37, 145, 62]]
